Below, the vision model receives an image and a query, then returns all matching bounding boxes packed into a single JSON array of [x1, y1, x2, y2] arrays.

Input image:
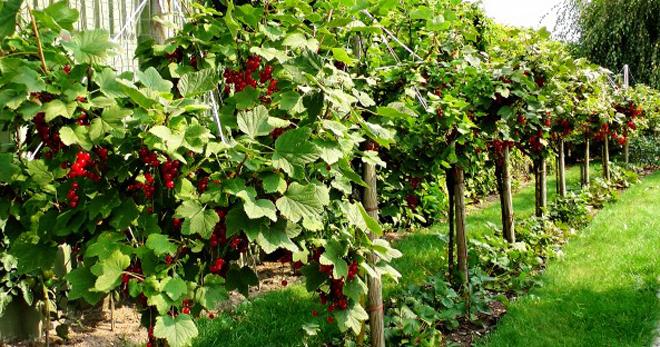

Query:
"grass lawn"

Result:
[[193, 163, 612, 346], [478, 171, 660, 347]]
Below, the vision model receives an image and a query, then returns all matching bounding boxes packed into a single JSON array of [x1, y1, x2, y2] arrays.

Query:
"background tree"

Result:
[[557, 0, 660, 88]]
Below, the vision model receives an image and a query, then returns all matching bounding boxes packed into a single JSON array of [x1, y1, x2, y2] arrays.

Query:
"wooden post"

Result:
[[362, 145, 384, 347], [558, 139, 567, 197], [501, 147, 515, 242], [534, 158, 547, 217], [603, 138, 610, 180], [138, 0, 167, 44], [452, 166, 469, 290], [109, 293, 115, 332], [583, 138, 590, 187], [623, 64, 630, 164], [445, 169, 455, 277]]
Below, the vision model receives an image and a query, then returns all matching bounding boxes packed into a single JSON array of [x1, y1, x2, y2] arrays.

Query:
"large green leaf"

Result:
[[335, 303, 369, 334], [162, 277, 187, 301], [272, 128, 319, 176], [67, 267, 104, 304], [177, 69, 217, 98], [255, 220, 299, 254], [138, 67, 174, 94], [62, 30, 114, 64], [153, 314, 198, 347], [276, 182, 329, 229], [195, 274, 228, 309], [32, 0, 79, 31], [0, 153, 19, 183], [175, 201, 219, 239], [0, 0, 21, 38], [319, 239, 348, 279], [225, 266, 258, 297], [146, 234, 177, 256], [94, 250, 130, 292]]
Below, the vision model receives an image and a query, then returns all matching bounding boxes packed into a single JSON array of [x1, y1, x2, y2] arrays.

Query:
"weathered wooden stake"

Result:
[[558, 139, 567, 197], [452, 166, 469, 290], [603, 138, 610, 180], [362, 147, 384, 347], [501, 147, 515, 242], [623, 64, 630, 164], [583, 138, 590, 187], [534, 158, 547, 217], [445, 169, 455, 277], [110, 293, 115, 332]]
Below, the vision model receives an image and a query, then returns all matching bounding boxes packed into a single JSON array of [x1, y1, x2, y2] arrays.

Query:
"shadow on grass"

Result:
[[194, 286, 338, 347]]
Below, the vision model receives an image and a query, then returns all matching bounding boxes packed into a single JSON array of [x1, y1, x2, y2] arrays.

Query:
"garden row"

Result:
[[0, 0, 658, 346]]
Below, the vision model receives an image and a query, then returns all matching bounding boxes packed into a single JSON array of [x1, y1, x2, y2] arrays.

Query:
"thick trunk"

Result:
[[583, 138, 590, 187], [603, 138, 610, 180], [558, 139, 567, 197], [362, 157, 384, 347], [445, 169, 455, 277], [452, 166, 469, 290], [501, 147, 515, 242], [624, 141, 629, 164], [534, 158, 547, 217], [138, 0, 167, 44]]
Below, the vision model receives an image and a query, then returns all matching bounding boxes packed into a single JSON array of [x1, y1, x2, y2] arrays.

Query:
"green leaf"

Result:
[[27, 159, 54, 186], [150, 125, 184, 152], [32, 1, 79, 31], [67, 267, 103, 304], [261, 173, 286, 194], [110, 200, 140, 231], [225, 266, 258, 297], [276, 183, 329, 228], [232, 87, 260, 110], [0, 153, 19, 183], [43, 100, 75, 122], [60, 126, 93, 150], [175, 201, 219, 239], [196, 274, 228, 309], [272, 128, 319, 176], [146, 234, 177, 256], [343, 277, 367, 302], [236, 189, 277, 222], [177, 69, 217, 97], [283, 32, 319, 51], [138, 67, 174, 93], [153, 314, 198, 347], [163, 277, 188, 301], [255, 220, 299, 254], [319, 239, 348, 279], [358, 204, 383, 236], [235, 4, 263, 29], [335, 303, 369, 334], [237, 105, 272, 138], [0, 0, 22, 38], [250, 47, 289, 63], [62, 29, 114, 64], [94, 250, 130, 292], [9, 239, 56, 274], [276, 91, 301, 111], [332, 48, 357, 66]]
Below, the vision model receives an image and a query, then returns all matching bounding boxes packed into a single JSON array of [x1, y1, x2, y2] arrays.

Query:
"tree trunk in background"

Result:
[[624, 130, 630, 164], [583, 138, 590, 187], [138, 0, 166, 44], [534, 158, 547, 217], [501, 147, 515, 242], [602, 138, 610, 180], [555, 156, 560, 194], [558, 139, 567, 197], [452, 166, 469, 290], [362, 152, 384, 347], [445, 169, 455, 277]]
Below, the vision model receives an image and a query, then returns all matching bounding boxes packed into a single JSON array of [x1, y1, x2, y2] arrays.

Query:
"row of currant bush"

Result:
[[379, 164, 640, 346], [1, 0, 659, 346]]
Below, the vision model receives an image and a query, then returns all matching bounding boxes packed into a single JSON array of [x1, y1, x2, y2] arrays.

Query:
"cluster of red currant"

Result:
[[181, 299, 193, 315], [527, 129, 546, 153], [138, 147, 160, 167], [68, 152, 92, 179], [223, 56, 278, 96], [160, 159, 180, 190], [66, 182, 80, 208], [209, 210, 227, 247], [77, 112, 89, 126], [308, 248, 360, 323], [209, 258, 225, 274], [33, 113, 64, 154], [128, 173, 156, 199], [405, 194, 419, 210], [197, 176, 209, 193]]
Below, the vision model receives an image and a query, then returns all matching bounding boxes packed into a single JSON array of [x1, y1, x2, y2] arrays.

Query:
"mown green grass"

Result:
[[478, 171, 660, 347], [193, 164, 609, 346]]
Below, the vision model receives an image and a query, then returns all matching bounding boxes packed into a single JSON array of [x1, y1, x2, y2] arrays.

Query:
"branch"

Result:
[[28, 7, 49, 75]]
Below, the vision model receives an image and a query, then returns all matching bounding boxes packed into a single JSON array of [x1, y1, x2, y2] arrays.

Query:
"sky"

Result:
[[475, 0, 564, 32]]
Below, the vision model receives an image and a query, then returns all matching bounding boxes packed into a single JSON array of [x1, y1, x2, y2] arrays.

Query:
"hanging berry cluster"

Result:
[[33, 113, 64, 154], [66, 182, 80, 208], [223, 55, 278, 97], [306, 248, 360, 324]]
